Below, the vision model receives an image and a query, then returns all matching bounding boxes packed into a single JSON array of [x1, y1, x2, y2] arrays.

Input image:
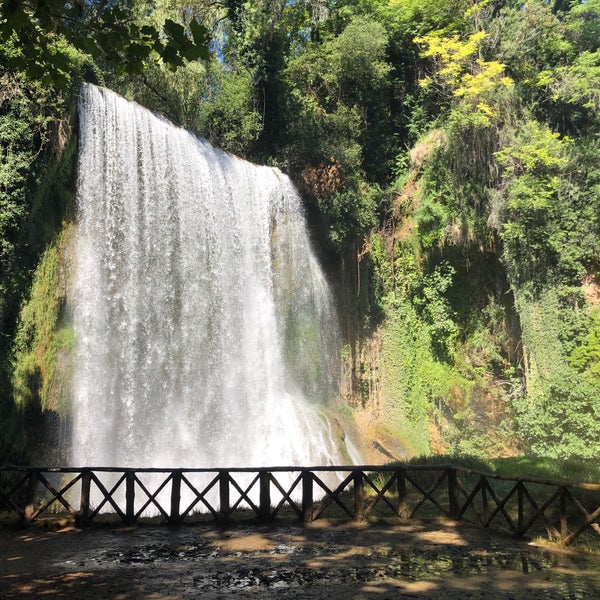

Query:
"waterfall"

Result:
[[71, 84, 354, 478]]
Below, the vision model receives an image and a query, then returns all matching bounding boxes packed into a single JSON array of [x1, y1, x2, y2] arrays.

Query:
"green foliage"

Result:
[[413, 262, 458, 360], [3, 0, 600, 467], [545, 50, 600, 126], [497, 120, 578, 288], [197, 66, 263, 156], [276, 14, 393, 250], [565, 0, 600, 52], [378, 297, 476, 456], [490, 1, 574, 82], [0, 33, 81, 462], [512, 287, 600, 459], [569, 307, 600, 385], [514, 371, 600, 459], [415, 193, 451, 249], [0, 43, 73, 350], [12, 226, 74, 414], [0, 0, 209, 88], [283, 15, 391, 166], [322, 187, 380, 253]]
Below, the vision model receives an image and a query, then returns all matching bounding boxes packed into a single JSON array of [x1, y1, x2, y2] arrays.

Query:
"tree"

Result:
[[0, 0, 210, 88]]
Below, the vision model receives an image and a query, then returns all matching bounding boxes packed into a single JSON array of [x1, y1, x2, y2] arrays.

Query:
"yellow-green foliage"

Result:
[[415, 29, 513, 123], [11, 223, 74, 415]]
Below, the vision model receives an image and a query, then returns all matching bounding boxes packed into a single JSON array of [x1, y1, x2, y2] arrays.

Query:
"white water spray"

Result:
[[71, 84, 353, 478]]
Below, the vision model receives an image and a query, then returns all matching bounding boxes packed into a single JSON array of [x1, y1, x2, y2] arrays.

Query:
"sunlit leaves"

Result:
[[415, 30, 513, 124], [495, 121, 572, 178], [416, 31, 485, 80]]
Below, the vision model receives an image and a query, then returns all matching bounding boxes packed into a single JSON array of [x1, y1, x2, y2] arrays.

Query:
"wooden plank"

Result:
[[482, 482, 489, 524], [78, 470, 92, 526], [22, 470, 39, 525], [559, 486, 568, 538], [519, 484, 561, 540], [1, 464, 599, 544], [270, 472, 303, 519], [397, 470, 409, 519], [133, 473, 170, 520], [89, 472, 127, 521], [482, 480, 518, 533], [455, 475, 484, 522], [3, 464, 597, 493], [312, 471, 354, 520], [170, 471, 181, 524], [228, 473, 260, 514], [517, 482, 524, 535], [180, 473, 219, 519], [30, 472, 80, 521], [453, 467, 600, 492], [259, 470, 271, 521], [362, 472, 399, 518], [0, 472, 29, 516], [563, 488, 600, 540], [90, 472, 126, 522], [125, 471, 136, 524], [448, 468, 459, 520], [219, 471, 230, 521], [562, 502, 600, 546], [405, 470, 449, 518], [302, 470, 313, 522], [353, 471, 364, 521]]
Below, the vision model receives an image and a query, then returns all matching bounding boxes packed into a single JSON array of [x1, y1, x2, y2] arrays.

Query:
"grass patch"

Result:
[[403, 454, 600, 484]]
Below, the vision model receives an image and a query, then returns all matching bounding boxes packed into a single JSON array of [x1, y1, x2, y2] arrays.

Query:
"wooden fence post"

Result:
[[559, 486, 568, 539], [517, 481, 524, 536], [219, 470, 230, 522], [397, 469, 409, 519], [481, 479, 489, 525], [78, 470, 92, 526], [353, 470, 364, 521], [448, 468, 460, 520], [302, 470, 313, 522], [125, 471, 136, 524], [22, 470, 39, 526], [259, 470, 271, 521], [169, 470, 182, 525]]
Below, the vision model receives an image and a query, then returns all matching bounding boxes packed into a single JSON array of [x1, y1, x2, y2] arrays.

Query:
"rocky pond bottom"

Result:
[[1, 519, 599, 599]]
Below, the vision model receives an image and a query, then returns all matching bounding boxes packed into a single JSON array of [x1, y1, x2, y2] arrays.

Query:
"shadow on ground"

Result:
[[1, 518, 599, 598]]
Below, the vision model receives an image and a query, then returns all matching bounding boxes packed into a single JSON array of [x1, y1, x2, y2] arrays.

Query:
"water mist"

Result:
[[71, 85, 357, 503]]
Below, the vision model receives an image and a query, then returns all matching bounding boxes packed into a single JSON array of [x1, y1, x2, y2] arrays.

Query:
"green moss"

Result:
[[11, 223, 75, 415], [377, 300, 474, 457]]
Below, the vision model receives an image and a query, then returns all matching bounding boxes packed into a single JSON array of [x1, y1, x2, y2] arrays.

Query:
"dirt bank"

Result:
[[1, 518, 599, 599]]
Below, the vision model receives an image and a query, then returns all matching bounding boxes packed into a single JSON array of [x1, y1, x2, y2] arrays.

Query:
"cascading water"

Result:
[[71, 84, 356, 491]]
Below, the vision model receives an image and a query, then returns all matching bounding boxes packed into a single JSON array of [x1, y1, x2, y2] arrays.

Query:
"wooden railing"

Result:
[[1, 465, 599, 546]]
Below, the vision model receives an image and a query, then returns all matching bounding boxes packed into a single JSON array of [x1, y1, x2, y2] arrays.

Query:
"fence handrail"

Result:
[[3, 463, 599, 491], [1, 464, 599, 547]]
